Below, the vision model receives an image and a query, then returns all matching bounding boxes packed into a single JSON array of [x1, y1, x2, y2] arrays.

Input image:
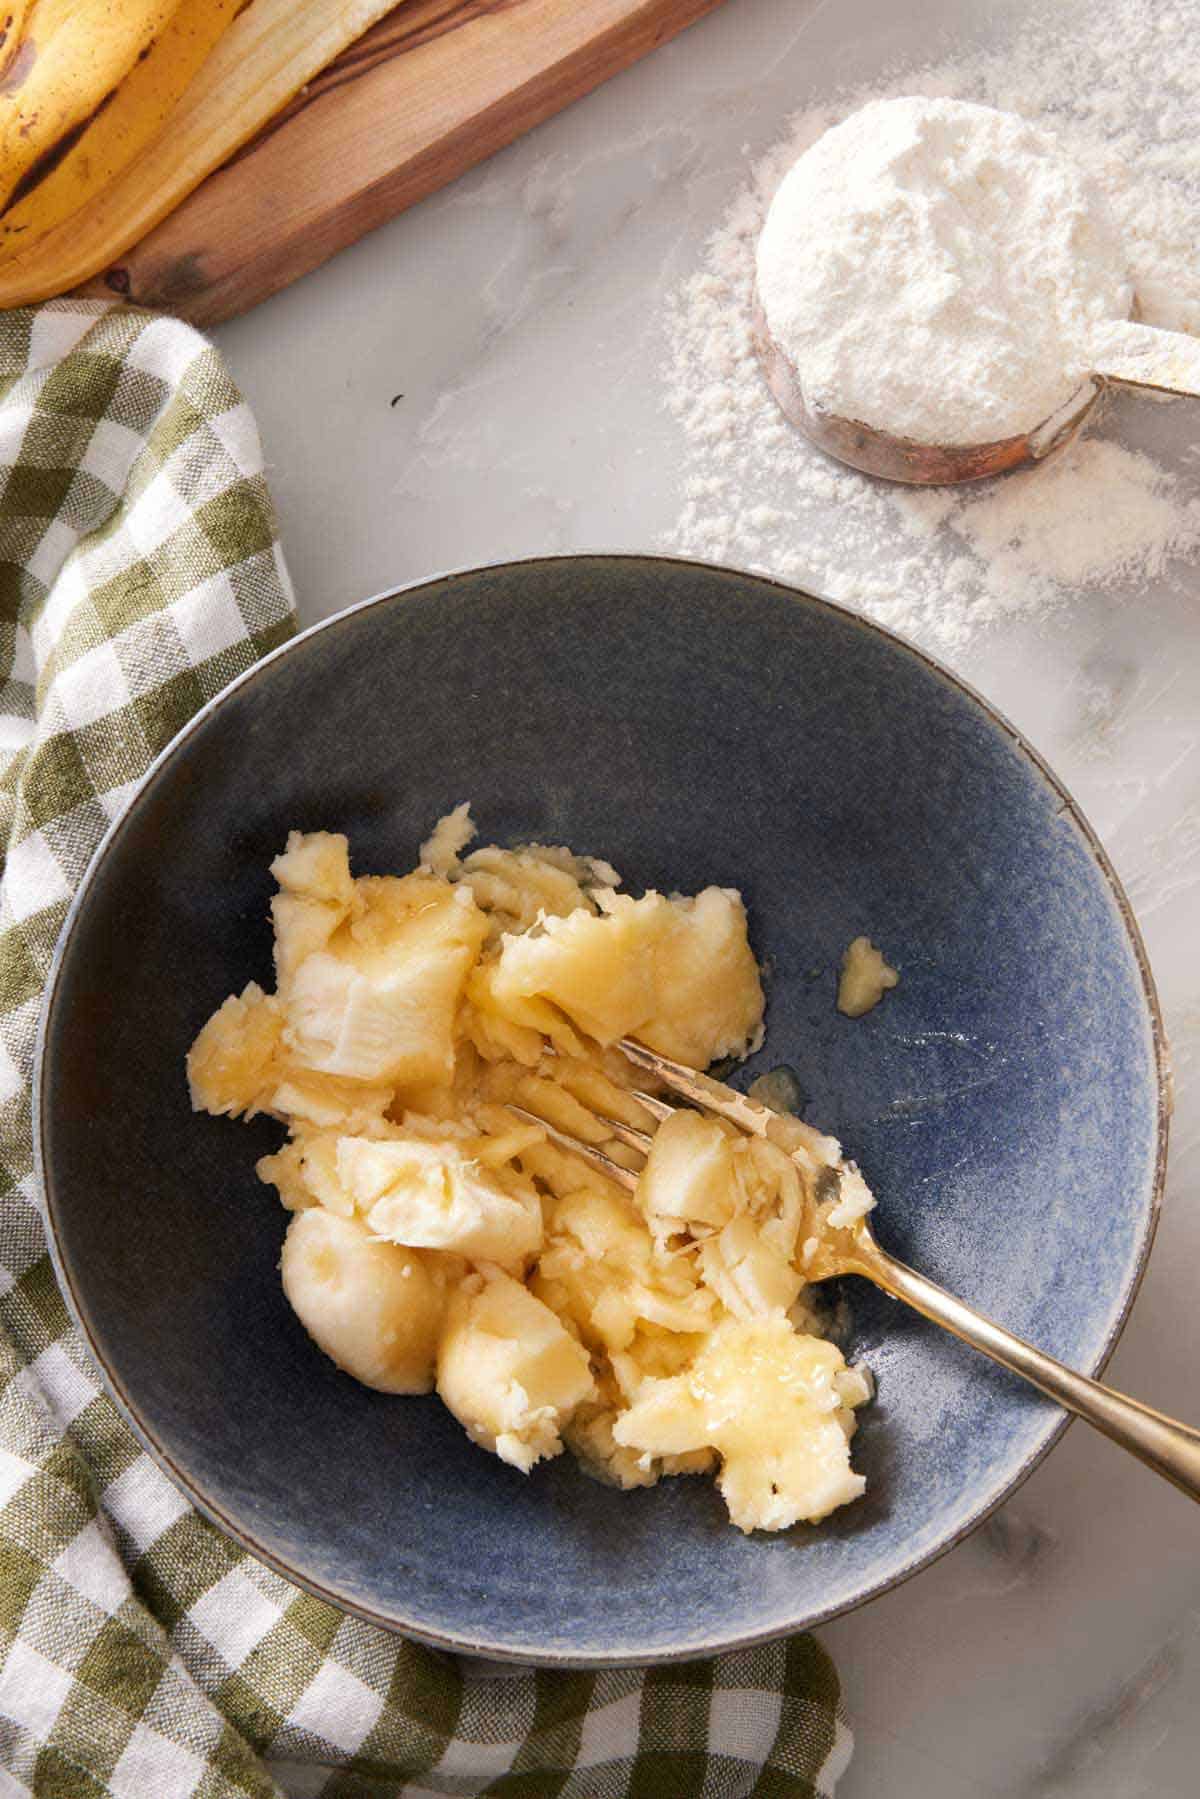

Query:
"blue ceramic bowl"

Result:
[[36, 555, 1167, 1665]]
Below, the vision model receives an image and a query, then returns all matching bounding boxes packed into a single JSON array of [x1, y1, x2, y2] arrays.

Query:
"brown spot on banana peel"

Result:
[[1, 88, 117, 215]]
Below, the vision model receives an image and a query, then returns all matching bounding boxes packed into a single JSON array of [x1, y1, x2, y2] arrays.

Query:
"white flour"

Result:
[[662, 0, 1200, 658], [755, 96, 1131, 446]]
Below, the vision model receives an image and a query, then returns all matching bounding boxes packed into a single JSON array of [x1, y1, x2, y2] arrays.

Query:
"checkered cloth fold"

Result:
[[0, 302, 852, 1798]]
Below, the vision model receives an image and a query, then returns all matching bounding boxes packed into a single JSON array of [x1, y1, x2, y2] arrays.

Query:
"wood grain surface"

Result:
[[77, 0, 725, 326]]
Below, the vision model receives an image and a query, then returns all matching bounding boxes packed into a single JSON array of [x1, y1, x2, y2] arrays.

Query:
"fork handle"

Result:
[[862, 1245, 1200, 1502]]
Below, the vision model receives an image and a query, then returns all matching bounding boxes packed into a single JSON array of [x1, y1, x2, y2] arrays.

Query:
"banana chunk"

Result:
[[637, 1109, 738, 1233], [490, 887, 763, 1068], [337, 1136, 542, 1267], [187, 982, 283, 1119], [283, 868, 487, 1087], [837, 936, 899, 1018], [437, 1269, 595, 1473], [281, 1208, 446, 1395], [614, 1315, 869, 1532]]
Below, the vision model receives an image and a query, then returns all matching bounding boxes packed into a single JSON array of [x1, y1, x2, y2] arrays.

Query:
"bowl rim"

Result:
[[34, 551, 1171, 1667]]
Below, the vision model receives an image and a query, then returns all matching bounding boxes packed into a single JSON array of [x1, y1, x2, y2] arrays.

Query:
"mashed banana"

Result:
[[188, 809, 874, 1533], [837, 936, 899, 1018]]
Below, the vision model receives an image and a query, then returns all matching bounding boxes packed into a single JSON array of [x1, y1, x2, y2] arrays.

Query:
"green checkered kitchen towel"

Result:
[[0, 301, 852, 1798]]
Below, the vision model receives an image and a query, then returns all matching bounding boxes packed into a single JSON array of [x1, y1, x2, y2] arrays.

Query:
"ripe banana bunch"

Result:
[[0, 0, 396, 307]]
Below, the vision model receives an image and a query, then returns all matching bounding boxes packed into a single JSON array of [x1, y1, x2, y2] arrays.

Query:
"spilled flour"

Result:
[[661, 0, 1200, 657]]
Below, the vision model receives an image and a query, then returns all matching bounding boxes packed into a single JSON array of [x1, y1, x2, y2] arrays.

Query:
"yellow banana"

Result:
[[0, 0, 396, 306], [0, 0, 241, 247], [0, 0, 185, 216]]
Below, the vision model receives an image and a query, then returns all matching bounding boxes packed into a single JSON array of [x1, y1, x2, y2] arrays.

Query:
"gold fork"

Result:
[[511, 1037, 1200, 1503]]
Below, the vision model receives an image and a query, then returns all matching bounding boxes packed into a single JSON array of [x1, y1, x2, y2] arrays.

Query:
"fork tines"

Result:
[[507, 1035, 841, 1192]]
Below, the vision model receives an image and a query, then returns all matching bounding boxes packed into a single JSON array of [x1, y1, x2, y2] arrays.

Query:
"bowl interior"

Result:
[[39, 555, 1164, 1663]]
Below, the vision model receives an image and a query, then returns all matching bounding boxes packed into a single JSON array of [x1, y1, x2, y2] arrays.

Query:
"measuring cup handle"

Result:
[[1088, 319, 1200, 399]]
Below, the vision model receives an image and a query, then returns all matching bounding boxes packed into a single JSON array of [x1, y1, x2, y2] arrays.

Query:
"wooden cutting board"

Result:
[[77, 0, 725, 328]]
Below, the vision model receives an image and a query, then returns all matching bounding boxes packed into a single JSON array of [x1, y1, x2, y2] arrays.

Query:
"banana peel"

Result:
[[0, 0, 243, 248], [0, 5, 38, 70], [0, 0, 185, 215], [0, 0, 397, 307]]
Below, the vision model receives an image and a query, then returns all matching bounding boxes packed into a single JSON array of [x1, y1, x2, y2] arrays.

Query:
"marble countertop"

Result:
[[213, 1, 1200, 1791]]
